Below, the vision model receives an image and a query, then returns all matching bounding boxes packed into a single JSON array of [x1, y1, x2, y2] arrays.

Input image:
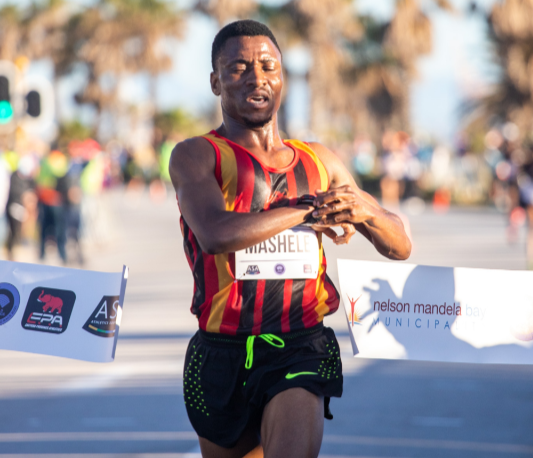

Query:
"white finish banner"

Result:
[[0, 260, 128, 362], [338, 260, 533, 364], [235, 226, 319, 280]]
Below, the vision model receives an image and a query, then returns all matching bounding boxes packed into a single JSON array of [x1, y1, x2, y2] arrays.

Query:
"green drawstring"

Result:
[[245, 334, 285, 369]]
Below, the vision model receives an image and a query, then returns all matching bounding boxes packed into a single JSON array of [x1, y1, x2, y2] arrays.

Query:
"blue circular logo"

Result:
[[0, 282, 20, 326], [274, 264, 285, 275]]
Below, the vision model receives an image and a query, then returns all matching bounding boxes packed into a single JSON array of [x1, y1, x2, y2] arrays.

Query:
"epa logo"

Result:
[[246, 265, 260, 275], [21, 287, 76, 334]]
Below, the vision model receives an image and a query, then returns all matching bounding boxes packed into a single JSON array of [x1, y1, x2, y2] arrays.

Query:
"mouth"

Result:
[[246, 93, 270, 109]]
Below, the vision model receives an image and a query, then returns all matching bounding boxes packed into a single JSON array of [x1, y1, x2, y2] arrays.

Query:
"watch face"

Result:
[[298, 194, 316, 206]]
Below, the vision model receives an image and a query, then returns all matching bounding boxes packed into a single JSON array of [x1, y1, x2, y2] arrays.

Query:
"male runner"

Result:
[[169, 20, 411, 458]]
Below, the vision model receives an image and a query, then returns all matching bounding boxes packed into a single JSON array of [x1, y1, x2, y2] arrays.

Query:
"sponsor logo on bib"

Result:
[[246, 265, 260, 275], [275, 264, 285, 275]]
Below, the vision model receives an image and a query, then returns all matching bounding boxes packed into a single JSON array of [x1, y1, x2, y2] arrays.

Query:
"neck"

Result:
[[217, 110, 284, 153]]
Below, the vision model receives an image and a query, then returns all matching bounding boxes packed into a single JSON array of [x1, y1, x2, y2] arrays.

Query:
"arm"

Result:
[[169, 137, 314, 254], [309, 142, 412, 261]]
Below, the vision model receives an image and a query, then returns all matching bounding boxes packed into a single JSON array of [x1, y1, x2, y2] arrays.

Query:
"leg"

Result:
[[53, 205, 67, 262], [261, 388, 324, 458], [5, 215, 18, 258], [526, 206, 533, 269], [199, 423, 263, 458], [38, 204, 50, 259]]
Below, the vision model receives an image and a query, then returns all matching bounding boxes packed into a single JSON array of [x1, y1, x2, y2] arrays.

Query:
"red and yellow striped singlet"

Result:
[[180, 130, 340, 335]]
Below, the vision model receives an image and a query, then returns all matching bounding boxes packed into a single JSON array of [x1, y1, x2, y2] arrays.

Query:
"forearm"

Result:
[[188, 205, 314, 254], [359, 210, 411, 260]]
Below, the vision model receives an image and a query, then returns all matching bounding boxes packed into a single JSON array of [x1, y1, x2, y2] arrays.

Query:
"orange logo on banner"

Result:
[[347, 294, 362, 327]]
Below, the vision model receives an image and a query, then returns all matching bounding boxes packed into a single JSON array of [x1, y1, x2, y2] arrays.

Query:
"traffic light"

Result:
[[0, 61, 17, 132], [20, 76, 54, 134], [0, 60, 54, 135], [25, 90, 41, 118], [0, 75, 14, 124]]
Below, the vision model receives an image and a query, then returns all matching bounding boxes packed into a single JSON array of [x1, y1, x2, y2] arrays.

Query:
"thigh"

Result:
[[199, 424, 263, 458], [260, 388, 324, 458]]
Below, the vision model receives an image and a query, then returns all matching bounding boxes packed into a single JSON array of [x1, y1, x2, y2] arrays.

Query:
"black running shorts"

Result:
[[183, 324, 343, 448]]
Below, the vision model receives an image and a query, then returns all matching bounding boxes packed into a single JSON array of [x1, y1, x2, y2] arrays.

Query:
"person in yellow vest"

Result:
[[36, 150, 69, 263]]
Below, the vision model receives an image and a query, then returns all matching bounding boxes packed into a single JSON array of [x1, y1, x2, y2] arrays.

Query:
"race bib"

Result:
[[235, 226, 320, 280]]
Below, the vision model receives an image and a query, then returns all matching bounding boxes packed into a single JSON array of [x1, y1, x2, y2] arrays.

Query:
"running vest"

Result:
[[179, 130, 340, 335]]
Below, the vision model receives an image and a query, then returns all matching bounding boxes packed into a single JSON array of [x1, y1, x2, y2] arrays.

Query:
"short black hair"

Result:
[[211, 19, 281, 71]]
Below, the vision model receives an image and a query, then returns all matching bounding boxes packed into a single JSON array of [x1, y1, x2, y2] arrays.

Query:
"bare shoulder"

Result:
[[307, 141, 340, 163], [169, 136, 216, 184], [309, 141, 379, 206], [307, 141, 354, 189]]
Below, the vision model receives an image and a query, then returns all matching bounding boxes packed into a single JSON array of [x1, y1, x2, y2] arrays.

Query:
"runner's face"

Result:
[[211, 36, 283, 128]]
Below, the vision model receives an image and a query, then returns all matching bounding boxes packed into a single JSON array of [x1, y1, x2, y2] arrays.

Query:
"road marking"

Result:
[[81, 417, 136, 427], [0, 453, 406, 458], [410, 416, 464, 427], [0, 431, 196, 442], [0, 455, 201, 458], [0, 431, 531, 454], [182, 444, 202, 458], [322, 435, 533, 454], [53, 367, 134, 393]]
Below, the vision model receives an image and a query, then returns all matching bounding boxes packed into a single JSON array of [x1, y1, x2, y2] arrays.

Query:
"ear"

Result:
[[210, 71, 221, 96]]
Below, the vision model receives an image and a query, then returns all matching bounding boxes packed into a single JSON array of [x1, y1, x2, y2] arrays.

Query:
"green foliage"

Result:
[[154, 109, 208, 139], [99, 0, 178, 19], [57, 120, 93, 150]]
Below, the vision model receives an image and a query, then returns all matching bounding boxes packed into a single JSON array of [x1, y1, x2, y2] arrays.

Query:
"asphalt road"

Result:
[[0, 190, 532, 458]]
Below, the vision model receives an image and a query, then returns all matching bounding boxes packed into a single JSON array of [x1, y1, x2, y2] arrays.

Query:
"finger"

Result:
[[316, 227, 338, 241], [314, 189, 325, 206], [334, 223, 356, 245], [313, 201, 357, 218], [315, 210, 354, 226], [314, 190, 357, 207]]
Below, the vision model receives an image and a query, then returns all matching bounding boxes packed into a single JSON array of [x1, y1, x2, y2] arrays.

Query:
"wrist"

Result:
[[296, 194, 320, 226]]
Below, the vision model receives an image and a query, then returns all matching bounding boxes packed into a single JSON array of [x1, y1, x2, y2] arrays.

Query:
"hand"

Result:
[[312, 222, 356, 245], [312, 185, 372, 225]]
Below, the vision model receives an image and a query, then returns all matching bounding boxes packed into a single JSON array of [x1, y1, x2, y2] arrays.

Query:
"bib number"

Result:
[[235, 227, 320, 280]]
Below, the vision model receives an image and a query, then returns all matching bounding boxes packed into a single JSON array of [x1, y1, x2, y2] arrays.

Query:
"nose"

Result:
[[247, 62, 266, 87]]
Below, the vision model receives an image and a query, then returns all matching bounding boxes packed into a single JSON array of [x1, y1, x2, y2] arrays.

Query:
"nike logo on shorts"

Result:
[[285, 371, 318, 379]]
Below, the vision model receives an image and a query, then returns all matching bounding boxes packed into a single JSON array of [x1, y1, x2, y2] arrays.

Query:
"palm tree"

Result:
[[259, 0, 451, 143], [469, 0, 533, 140], [340, 0, 454, 143], [195, 0, 257, 26], [21, 0, 74, 121], [257, 0, 362, 140], [0, 5, 23, 62], [66, 0, 184, 139]]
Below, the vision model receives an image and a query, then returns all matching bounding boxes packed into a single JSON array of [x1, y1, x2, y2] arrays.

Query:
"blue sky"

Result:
[[1, 0, 502, 143]]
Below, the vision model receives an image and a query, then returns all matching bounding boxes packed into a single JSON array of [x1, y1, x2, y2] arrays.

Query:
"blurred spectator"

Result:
[[518, 147, 533, 268], [380, 131, 411, 207], [159, 135, 179, 185], [0, 152, 11, 248], [5, 156, 37, 260], [36, 150, 70, 263]]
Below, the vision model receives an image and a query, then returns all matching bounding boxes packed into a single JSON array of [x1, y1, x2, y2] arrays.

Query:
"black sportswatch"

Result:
[[297, 194, 321, 227]]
